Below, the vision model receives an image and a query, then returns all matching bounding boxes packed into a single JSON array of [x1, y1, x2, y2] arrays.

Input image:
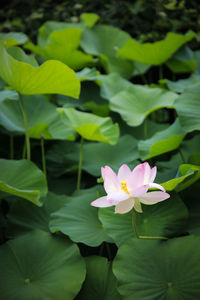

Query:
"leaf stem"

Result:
[[132, 209, 139, 238], [77, 136, 84, 190], [159, 65, 163, 80], [10, 133, 14, 159], [144, 118, 148, 139], [40, 133, 46, 177], [18, 93, 31, 160], [139, 235, 168, 240]]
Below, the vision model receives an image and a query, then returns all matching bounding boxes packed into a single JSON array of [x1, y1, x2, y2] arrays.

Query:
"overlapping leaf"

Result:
[[0, 231, 86, 300], [0, 159, 47, 206], [138, 119, 185, 159], [109, 84, 178, 126], [0, 94, 75, 140], [0, 43, 80, 97], [50, 186, 113, 246], [77, 256, 121, 300], [99, 195, 188, 246], [174, 83, 200, 132], [113, 236, 200, 300], [118, 31, 195, 65], [60, 107, 119, 144]]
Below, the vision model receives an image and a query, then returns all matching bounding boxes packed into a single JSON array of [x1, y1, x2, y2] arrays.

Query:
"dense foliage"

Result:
[[1, 11, 200, 300]]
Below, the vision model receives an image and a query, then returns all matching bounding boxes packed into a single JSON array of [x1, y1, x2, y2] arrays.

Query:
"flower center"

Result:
[[120, 180, 130, 195]]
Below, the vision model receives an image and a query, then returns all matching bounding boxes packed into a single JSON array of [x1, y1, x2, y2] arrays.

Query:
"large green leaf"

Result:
[[7, 46, 38, 67], [0, 159, 47, 205], [161, 164, 200, 192], [0, 32, 28, 47], [99, 195, 188, 246], [0, 43, 80, 97], [109, 84, 177, 127], [0, 94, 75, 140], [7, 192, 69, 235], [26, 28, 94, 70], [0, 90, 18, 102], [97, 73, 132, 99], [174, 84, 200, 132], [50, 186, 113, 246], [164, 74, 200, 93], [60, 107, 119, 144], [118, 31, 195, 65], [0, 231, 86, 300], [166, 45, 196, 73], [37, 21, 84, 48], [113, 236, 200, 300], [138, 119, 185, 160], [81, 25, 134, 78], [47, 135, 139, 177], [80, 13, 100, 28], [77, 256, 121, 300]]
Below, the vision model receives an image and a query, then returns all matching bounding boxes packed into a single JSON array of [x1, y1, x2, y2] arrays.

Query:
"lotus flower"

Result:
[[91, 162, 170, 214]]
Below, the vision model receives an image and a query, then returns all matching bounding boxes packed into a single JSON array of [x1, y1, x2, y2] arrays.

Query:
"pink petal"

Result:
[[131, 184, 149, 197], [115, 198, 135, 214], [149, 166, 157, 183], [118, 164, 131, 181], [149, 183, 165, 192], [127, 164, 145, 189], [101, 166, 120, 194], [138, 191, 170, 204], [107, 190, 130, 204], [91, 196, 114, 208], [143, 162, 151, 184]]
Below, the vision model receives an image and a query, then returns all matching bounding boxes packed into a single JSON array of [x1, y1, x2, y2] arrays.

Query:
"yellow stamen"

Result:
[[120, 180, 130, 195]]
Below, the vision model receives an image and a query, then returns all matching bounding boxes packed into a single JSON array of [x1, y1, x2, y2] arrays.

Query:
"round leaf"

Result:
[[0, 231, 86, 300], [50, 186, 113, 246], [77, 256, 121, 300], [0, 42, 80, 97], [113, 235, 200, 299], [0, 159, 47, 206], [99, 195, 188, 246]]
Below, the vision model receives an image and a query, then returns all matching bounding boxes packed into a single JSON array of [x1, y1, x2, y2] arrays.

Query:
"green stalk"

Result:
[[18, 93, 31, 160], [40, 133, 46, 177], [10, 134, 14, 159], [132, 209, 139, 238], [22, 139, 26, 160], [132, 209, 168, 240], [77, 136, 84, 190], [159, 65, 163, 80], [144, 118, 148, 139], [139, 235, 168, 240]]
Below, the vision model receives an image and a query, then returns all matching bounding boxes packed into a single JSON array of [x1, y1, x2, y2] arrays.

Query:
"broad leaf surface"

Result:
[[77, 256, 121, 300], [0, 95, 75, 140], [0, 43, 80, 97], [118, 31, 195, 65], [138, 119, 185, 159], [99, 195, 188, 246], [0, 231, 86, 300], [8, 192, 69, 234], [113, 235, 200, 300], [81, 25, 134, 78], [164, 74, 200, 93], [60, 107, 119, 144], [109, 84, 177, 126], [50, 186, 113, 246], [0, 159, 47, 206], [166, 45, 196, 73], [174, 84, 200, 132], [47, 135, 139, 177], [26, 28, 94, 70], [0, 32, 28, 47]]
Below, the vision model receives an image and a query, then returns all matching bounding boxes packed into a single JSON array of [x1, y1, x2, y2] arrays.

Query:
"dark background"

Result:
[[1, 0, 200, 42]]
